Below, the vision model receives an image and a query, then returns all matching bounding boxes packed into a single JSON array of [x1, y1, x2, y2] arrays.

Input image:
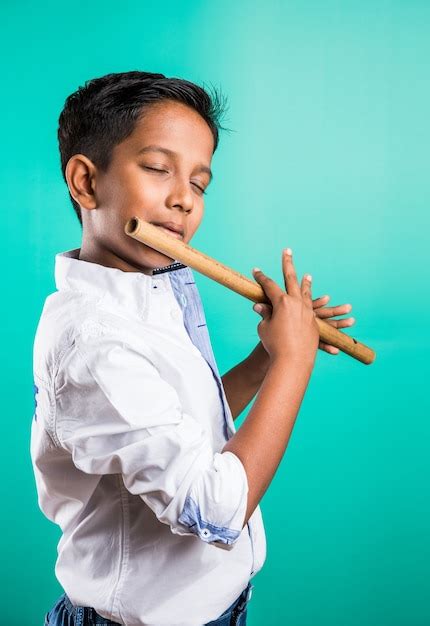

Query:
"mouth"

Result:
[[152, 223, 184, 240]]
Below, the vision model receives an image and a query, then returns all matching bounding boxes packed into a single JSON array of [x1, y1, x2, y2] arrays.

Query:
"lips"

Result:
[[151, 221, 184, 240], [156, 226, 183, 240]]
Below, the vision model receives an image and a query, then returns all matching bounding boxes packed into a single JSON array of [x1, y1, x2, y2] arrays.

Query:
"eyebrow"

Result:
[[137, 144, 213, 182]]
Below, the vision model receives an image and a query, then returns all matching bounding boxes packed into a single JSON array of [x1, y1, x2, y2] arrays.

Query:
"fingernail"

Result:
[[306, 274, 312, 281], [252, 267, 261, 273], [283, 248, 292, 256]]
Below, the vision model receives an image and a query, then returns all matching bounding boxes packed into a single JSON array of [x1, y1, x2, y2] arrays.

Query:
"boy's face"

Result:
[[68, 100, 214, 274]]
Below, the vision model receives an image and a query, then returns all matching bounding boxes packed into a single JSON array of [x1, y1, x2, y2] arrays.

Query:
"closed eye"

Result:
[[143, 166, 207, 195], [192, 182, 207, 195], [144, 166, 168, 173]]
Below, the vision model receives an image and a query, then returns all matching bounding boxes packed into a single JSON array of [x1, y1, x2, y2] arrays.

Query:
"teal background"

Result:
[[2, 1, 429, 624]]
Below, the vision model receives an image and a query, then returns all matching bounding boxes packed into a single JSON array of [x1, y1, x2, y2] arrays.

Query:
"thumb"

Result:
[[253, 303, 271, 318]]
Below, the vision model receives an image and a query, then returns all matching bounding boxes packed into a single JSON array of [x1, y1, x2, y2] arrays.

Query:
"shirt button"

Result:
[[201, 528, 211, 539]]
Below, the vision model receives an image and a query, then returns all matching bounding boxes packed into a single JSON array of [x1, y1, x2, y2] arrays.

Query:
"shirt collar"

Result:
[[54, 248, 191, 316]]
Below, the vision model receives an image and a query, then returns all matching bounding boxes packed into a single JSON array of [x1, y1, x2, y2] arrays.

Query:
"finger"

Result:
[[320, 317, 355, 329], [300, 273, 313, 308], [252, 303, 272, 319], [252, 267, 286, 305], [312, 295, 330, 309], [282, 248, 301, 298], [314, 303, 353, 319], [319, 340, 340, 354]]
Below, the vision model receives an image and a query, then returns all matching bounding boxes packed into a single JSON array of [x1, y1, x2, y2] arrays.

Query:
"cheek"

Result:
[[138, 180, 174, 216], [111, 169, 163, 211], [186, 211, 204, 241]]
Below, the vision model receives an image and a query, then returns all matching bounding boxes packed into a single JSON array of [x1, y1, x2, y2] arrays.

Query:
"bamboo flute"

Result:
[[125, 217, 376, 365]]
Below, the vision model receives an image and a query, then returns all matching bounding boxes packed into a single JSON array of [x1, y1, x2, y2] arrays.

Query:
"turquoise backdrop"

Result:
[[2, 1, 429, 624]]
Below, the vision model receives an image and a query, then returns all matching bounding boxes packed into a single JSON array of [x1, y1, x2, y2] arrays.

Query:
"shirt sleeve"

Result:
[[54, 321, 248, 549]]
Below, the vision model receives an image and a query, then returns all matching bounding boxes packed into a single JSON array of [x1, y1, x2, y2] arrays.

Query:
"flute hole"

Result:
[[125, 217, 138, 234]]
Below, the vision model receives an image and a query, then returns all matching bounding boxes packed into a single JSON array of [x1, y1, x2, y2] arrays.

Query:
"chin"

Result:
[[148, 249, 176, 268], [127, 239, 177, 273]]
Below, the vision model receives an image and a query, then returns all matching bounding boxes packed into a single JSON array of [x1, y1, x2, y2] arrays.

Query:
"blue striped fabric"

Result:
[[152, 262, 243, 545], [178, 493, 242, 545], [33, 383, 39, 421], [163, 264, 235, 441]]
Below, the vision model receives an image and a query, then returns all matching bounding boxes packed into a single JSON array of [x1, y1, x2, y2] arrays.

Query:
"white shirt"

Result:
[[30, 249, 266, 626]]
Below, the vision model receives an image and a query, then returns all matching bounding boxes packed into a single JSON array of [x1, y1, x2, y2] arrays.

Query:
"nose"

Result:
[[165, 178, 194, 214]]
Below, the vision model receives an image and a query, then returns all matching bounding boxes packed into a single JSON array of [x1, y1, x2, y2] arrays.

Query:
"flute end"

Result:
[[125, 217, 139, 235]]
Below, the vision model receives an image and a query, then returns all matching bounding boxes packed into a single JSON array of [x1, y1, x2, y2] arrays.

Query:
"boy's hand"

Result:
[[312, 295, 355, 355]]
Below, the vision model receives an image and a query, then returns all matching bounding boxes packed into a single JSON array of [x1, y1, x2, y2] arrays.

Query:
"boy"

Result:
[[31, 70, 352, 626]]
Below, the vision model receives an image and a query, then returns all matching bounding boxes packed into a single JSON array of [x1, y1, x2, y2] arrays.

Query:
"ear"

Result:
[[65, 154, 98, 211]]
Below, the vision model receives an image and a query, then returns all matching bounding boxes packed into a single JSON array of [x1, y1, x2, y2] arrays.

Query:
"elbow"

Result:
[[178, 494, 242, 547], [175, 450, 249, 548]]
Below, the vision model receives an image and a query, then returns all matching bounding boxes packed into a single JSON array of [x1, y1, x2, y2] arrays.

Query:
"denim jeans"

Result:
[[44, 581, 254, 626]]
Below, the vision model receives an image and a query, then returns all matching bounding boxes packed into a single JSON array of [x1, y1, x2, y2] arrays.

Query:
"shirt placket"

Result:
[[168, 268, 235, 441], [156, 265, 256, 578]]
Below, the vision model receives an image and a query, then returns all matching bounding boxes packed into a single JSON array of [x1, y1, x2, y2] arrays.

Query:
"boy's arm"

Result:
[[221, 341, 270, 420], [56, 328, 249, 549], [223, 354, 315, 528]]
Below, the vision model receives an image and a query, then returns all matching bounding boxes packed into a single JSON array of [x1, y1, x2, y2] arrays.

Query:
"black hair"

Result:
[[57, 70, 231, 225]]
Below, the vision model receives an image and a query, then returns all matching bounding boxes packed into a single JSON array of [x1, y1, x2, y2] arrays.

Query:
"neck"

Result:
[[78, 241, 153, 275]]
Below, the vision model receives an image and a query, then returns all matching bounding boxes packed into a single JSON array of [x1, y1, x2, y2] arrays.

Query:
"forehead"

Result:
[[117, 100, 214, 163]]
